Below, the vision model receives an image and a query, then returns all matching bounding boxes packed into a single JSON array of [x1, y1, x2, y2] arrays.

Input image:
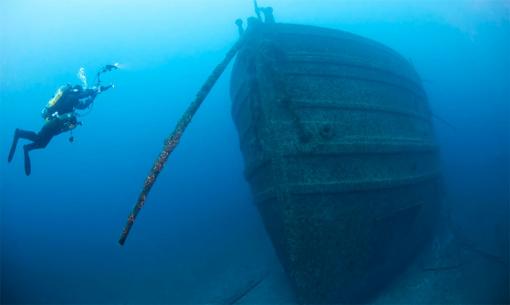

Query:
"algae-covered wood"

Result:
[[230, 23, 441, 303]]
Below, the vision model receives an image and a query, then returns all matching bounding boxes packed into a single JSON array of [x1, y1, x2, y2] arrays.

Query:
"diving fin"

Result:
[[7, 129, 20, 163], [23, 146, 31, 176]]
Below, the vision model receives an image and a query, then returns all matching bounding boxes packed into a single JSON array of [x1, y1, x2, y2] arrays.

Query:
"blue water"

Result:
[[1, 1, 508, 303]]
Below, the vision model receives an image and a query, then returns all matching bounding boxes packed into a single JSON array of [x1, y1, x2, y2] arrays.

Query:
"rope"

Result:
[[118, 37, 246, 245]]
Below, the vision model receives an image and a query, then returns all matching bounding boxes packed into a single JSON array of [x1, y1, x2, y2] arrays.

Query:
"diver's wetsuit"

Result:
[[7, 85, 99, 175]]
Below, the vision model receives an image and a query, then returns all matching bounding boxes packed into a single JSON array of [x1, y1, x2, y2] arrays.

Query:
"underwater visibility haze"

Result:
[[1, 0, 509, 303]]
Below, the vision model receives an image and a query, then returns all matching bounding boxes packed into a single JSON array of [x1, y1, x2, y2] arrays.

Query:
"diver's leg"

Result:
[[18, 129, 39, 141], [22, 133, 53, 176], [7, 129, 38, 162]]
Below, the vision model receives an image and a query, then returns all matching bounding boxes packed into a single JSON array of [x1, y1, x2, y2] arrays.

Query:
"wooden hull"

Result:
[[230, 23, 441, 303]]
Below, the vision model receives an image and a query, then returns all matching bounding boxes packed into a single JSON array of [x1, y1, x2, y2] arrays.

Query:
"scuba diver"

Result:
[[260, 7, 275, 23], [253, 0, 275, 23], [7, 64, 118, 176]]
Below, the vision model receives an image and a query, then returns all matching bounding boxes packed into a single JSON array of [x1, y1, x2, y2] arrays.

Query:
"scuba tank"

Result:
[[42, 85, 71, 120], [48, 88, 63, 107]]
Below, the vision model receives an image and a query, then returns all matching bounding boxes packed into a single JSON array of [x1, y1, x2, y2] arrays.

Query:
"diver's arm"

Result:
[[74, 88, 99, 109], [74, 86, 112, 109], [75, 98, 95, 109], [79, 88, 99, 99]]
